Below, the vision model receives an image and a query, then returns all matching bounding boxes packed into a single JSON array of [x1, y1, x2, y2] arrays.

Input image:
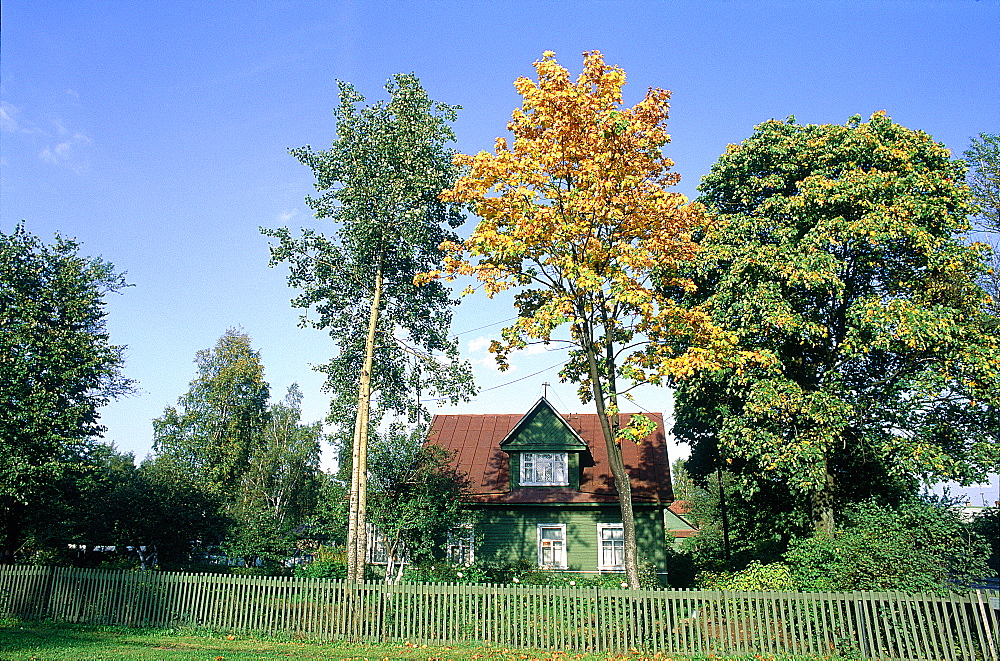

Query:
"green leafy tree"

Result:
[[674, 454, 803, 575], [366, 430, 473, 583], [153, 332, 324, 568], [152, 328, 271, 498], [972, 507, 999, 573], [966, 133, 1000, 232], [136, 454, 228, 566], [264, 73, 474, 581], [225, 385, 323, 568], [1, 224, 133, 564], [674, 113, 1000, 534], [44, 444, 226, 569], [964, 132, 999, 316]]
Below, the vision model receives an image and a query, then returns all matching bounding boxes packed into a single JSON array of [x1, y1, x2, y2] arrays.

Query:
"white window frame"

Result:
[[597, 523, 625, 571], [520, 452, 569, 486], [447, 524, 475, 565], [537, 523, 567, 569]]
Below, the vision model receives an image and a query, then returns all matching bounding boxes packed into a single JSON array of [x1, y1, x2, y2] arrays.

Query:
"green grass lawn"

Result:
[[0, 620, 856, 660]]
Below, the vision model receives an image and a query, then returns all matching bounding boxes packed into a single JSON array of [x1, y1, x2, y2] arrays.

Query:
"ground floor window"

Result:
[[598, 523, 624, 570], [447, 525, 475, 565], [537, 523, 567, 568]]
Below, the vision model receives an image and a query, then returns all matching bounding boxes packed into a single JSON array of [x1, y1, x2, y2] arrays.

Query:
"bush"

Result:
[[399, 559, 661, 589], [783, 498, 991, 594], [697, 560, 795, 591], [293, 546, 347, 579], [231, 566, 291, 577], [972, 507, 1000, 574]]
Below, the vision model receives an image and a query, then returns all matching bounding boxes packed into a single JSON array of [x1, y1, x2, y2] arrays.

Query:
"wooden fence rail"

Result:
[[1, 566, 996, 659]]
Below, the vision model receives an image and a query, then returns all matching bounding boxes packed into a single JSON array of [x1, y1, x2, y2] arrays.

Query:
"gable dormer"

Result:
[[499, 397, 592, 490]]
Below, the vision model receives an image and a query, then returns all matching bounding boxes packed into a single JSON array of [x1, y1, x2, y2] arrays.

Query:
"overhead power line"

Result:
[[451, 316, 518, 338]]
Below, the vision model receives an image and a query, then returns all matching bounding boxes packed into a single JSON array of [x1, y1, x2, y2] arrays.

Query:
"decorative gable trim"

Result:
[[498, 397, 588, 451]]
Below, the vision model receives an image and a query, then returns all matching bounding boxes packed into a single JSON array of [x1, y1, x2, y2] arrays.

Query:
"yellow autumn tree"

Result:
[[418, 51, 752, 587]]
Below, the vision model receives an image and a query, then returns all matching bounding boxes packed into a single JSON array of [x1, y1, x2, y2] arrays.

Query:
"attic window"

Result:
[[521, 452, 569, 486]]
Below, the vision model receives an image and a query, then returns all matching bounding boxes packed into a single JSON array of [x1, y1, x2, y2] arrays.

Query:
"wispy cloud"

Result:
[[279, 209, 299, 223], [40, 132, 91, 166], [0, 101, 26, 133], [1, 99, 92, 171], [466, 336, 510, 373], [522, 342, 551, 355]]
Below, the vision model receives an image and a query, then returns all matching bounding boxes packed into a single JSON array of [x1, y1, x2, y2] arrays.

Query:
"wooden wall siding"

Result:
[[477, 506, 668, 572], [2, 567, 997, 659], [500, 403, 587, 451]]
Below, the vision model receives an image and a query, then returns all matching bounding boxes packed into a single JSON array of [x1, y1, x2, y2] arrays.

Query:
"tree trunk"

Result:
[[810, 453, 836, 535], [716, 465, 732, 563], [346, 262, 383, 582], [583, 338, 641, 589]]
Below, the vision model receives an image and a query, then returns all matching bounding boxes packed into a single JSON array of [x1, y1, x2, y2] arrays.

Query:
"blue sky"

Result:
[[2, 1, 998, 503]]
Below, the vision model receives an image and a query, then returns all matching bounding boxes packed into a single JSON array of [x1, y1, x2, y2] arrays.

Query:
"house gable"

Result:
[[499, 397, 588, 452], [500, 398, 592, 491]]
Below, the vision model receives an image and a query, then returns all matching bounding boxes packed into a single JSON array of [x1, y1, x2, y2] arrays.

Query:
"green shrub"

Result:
[[231, 566, 291, 577], [401, 561, 503, 584], [972, 507, 999, 574], [400, 559, 661, 589], [784, 498, 990, 594], [697, 560, 796, 591], [293, 546, 347, 579]]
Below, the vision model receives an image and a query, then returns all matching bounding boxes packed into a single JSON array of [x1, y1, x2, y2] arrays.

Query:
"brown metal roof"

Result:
[[668, 500, 693, 516], [426, 406, 673, 505]]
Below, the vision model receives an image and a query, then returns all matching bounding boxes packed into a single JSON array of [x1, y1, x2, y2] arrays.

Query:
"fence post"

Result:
[[974, 590, 999, 661]]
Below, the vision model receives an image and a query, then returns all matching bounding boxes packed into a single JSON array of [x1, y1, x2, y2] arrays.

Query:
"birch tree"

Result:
[[264, 74, 474, 581]]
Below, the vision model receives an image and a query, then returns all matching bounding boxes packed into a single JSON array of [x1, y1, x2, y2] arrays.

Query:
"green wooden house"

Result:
[[427, 397, 685, 581]]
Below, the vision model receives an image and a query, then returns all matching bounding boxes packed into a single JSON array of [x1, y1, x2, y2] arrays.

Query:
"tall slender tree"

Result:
[[419, 51, 750, 588], [674, 114, 1000, 534], [226, 384, 323, 568], [264, 74, 474, 581]]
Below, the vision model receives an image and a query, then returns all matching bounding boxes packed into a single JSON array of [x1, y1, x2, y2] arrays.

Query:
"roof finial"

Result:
[[542, 382, 550, 399]]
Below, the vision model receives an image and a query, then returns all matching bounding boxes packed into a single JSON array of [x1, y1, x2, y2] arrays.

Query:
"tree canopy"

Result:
[[1, 223, 133, 564], [152, 330, 322, 568], [366, 431, 473, 583], [674, 113, 1000, 534], [153, 328, 271, 497]]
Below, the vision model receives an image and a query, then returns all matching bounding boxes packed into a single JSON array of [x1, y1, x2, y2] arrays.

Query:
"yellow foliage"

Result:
[[419, 51, 756, 385]]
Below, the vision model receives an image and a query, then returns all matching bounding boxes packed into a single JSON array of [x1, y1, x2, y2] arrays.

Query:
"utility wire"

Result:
[[478, 359, 570, 394], [450, 316, 518, 338], [424, 358, 569, 401]]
